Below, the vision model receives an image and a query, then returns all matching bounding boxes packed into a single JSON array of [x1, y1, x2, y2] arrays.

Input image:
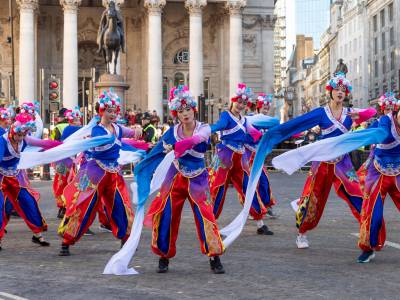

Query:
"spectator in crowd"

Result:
[[141, 112, 157, 144], [125, 108, 136, 126], [135, 108, 143, 125], [51, 108, 69, 141], [151, 110, 160, 126]]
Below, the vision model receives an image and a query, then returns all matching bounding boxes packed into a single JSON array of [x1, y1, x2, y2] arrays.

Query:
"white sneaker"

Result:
[[296, 234, 309, 249]]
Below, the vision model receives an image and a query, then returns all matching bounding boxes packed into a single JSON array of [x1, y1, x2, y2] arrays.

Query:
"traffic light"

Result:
[[48, 77, 60, 102], [48, 76, 61, 113]]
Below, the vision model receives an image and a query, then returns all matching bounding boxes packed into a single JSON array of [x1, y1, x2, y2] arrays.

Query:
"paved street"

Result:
[[1, 172, 400, 300]]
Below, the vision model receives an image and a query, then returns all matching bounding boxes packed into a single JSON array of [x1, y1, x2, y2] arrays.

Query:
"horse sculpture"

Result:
[[97, 1, 125, 74]]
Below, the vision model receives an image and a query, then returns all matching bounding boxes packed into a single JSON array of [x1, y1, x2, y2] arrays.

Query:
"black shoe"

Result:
[[32, 235, 50, 247], [257, 225, 274, 235], [157, 258, 169, 273], [10, 210, 19, 217], [84, 228, 95, 236], [0, 240, 2, 251], [120, 239, 126, 249], [57, 207, 66, 219], [209, 256, 225, 274], [357, 250, 375, 263], [59, 244, 70, 256]]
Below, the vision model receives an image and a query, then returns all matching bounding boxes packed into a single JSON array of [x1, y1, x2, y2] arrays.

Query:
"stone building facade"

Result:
[[0, 0, 274, 122]]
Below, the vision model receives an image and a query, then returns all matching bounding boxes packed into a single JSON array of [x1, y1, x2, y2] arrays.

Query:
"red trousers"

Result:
[[359, 164, 400, 251], [53, 164, 75, 209], [59, 168, 134, 246], [210, 147, 267, 221], [0, 175, 47, 240], [147, 168, 224, 259], [296, 158, 363, 234]]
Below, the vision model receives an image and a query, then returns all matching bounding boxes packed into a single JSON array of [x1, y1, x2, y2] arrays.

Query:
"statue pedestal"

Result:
[[95, 74, 130, 112]]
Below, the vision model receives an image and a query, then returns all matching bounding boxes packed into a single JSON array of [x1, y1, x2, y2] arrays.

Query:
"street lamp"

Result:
[[208, 94, 214, 124]]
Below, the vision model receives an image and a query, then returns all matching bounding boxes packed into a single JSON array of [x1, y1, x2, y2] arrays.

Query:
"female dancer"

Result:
[[209, 83, 274, 235], [357, 93, 400, 262], [0, 112, 60, 250], [53, 107, 82, 219], [252, 73, 376, 248], [271, 92, 400, 262], [58, 90, 136, 256], [145, 85, 225, 273]]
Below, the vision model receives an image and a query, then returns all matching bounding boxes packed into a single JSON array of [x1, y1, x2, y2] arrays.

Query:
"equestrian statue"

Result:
[[97, 1, 125, 74]]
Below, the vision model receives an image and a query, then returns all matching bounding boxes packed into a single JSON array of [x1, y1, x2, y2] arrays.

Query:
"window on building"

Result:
[[391, 51, 395, 70], [374, 60, 378, 77], [374, 37, 378, 54], [173, 49, 189, 64], [373, 15, 377, 32], [359, 56, 362, 73], [162, 77, 169, 100], [344, 44, 347, 56], [349, 41, 352, 52], [354, 38, 357, 52], [380, 9, 385, 27], [383, 56, 387, 74], [355, 58, 358, 74], [389, 3, 394, 22], [390, 27, 394, 45], [382, 32, 385, 50], [203, 78, 210, 99]]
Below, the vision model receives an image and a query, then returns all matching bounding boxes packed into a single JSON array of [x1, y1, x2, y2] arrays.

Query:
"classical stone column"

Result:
[[16, 0, 39, 104], [145, 0, 166, 120], [60, 0, 81, 109], [185, 0, 206, 99], [226, 0, 246, 96], [261, 15, 274, 94]]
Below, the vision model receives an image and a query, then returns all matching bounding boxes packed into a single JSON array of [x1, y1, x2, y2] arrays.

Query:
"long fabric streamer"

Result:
[[219, 133, 274, 246], [64, 116, 100, 143], [18, 134, 115, 169], [245, 115, 280, 128], [103, 151, 175, 275], [272, 128, 387, 175]]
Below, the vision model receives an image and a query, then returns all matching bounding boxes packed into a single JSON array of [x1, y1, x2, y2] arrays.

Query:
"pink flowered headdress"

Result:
[[64, 106, 83, 123], [19, 102, 37, 119], [0, 107, 12, 121], [168, 85, 197, 117], [97, 88, 121, 115], [257, 93, 273, 109], [11, 113, 36, 134], [378, 92, 400, 112], [326, 72, 352, 95], [231, 83, 254, 108]]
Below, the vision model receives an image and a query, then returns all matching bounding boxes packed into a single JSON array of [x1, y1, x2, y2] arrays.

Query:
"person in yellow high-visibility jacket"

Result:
[[50, 108, 69, 141]]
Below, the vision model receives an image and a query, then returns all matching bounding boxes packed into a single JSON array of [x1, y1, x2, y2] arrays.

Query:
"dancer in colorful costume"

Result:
[[356, 96, 393, 191], [0, 111, 61, 250], [244, 73, 376, 249], [53, 107, 82, 219], [209, 83, 275, 234], [244, 93, 278, 225], [356, 93, 400, 262], [145, 85, 225, 273], [271, 92, 400, 262], [58, 90, 136, 256]]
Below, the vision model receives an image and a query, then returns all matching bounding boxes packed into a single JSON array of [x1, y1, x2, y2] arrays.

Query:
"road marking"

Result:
[[351, 233, 400, 250], [0, 292, 29, 300]]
